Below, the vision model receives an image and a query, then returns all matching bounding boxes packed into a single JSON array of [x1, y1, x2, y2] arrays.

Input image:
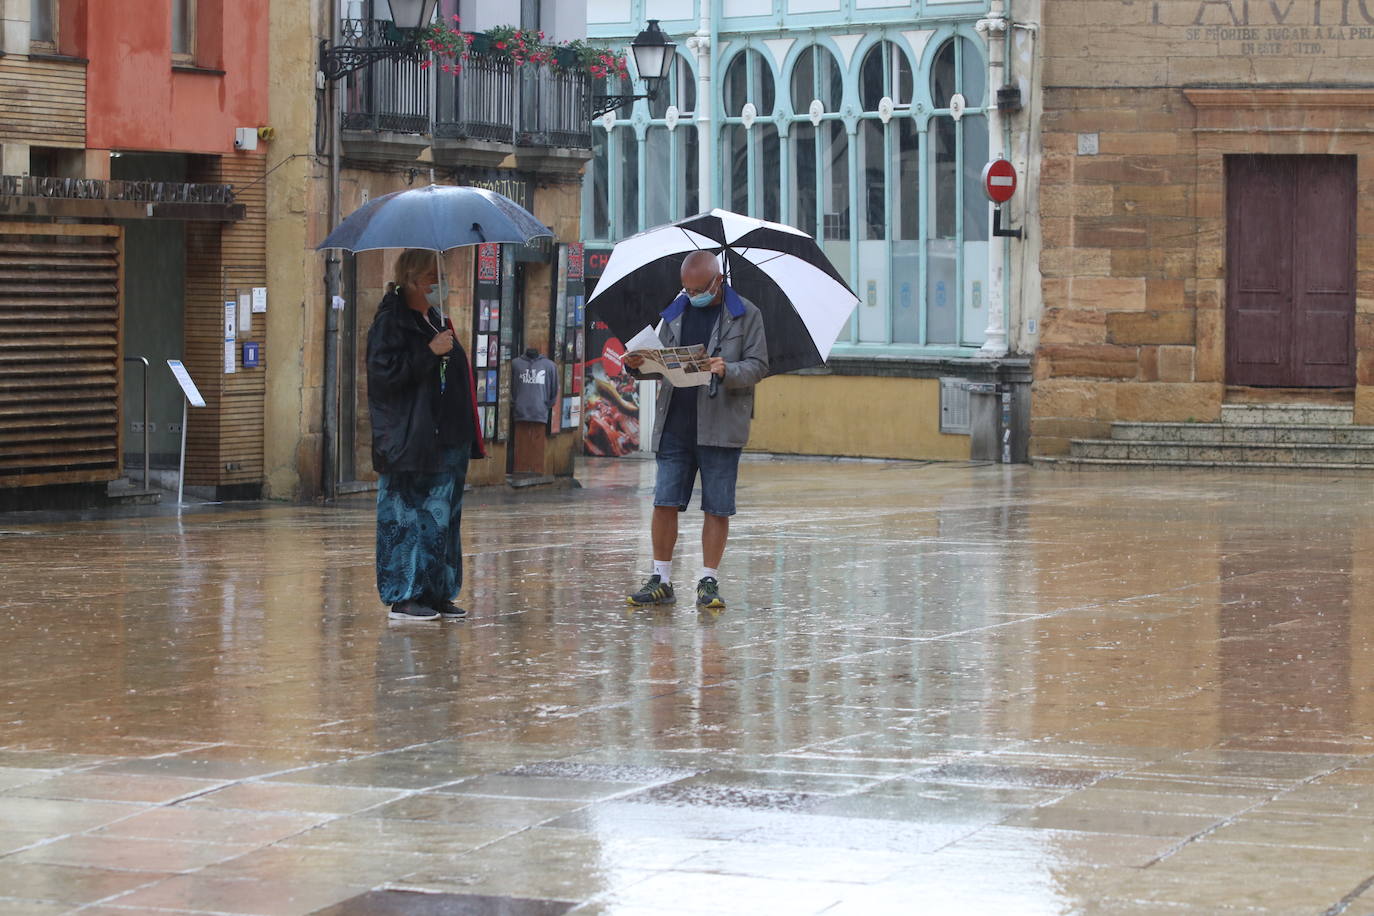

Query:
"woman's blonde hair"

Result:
[[389, 248, 436, 294]]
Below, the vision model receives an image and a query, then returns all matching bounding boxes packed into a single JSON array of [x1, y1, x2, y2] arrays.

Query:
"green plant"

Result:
[[422, 18, 628, 79], [422, 14, 470, 73], [559, 38, 630, 80]]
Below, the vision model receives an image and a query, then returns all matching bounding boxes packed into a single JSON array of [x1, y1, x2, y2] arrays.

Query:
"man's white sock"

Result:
[[701, 566, 719, 581], [653, 560, 673, 582]]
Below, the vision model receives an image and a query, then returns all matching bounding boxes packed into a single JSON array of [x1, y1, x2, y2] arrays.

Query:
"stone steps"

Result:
[[1071, 438, 1374, 464], [1047, 401, 1374, 472], [1219, 403, 1353, 425], [1109, 423, 1374, 445], [1038, 456, 1374, 473]]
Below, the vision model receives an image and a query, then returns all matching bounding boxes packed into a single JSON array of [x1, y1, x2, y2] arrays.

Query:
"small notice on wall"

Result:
[[224, 302, 237, 374], [252, 287, 267, 313]]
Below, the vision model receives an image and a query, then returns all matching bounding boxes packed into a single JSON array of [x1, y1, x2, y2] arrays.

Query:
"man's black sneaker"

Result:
[[436, 601, 468, 619], [696, 576, 726, 609], [627, 574, 675, 607], [389, 600, 439, 621]]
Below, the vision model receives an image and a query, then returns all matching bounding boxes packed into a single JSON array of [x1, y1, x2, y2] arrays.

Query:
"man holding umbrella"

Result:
[[624, 251, 769, 611]]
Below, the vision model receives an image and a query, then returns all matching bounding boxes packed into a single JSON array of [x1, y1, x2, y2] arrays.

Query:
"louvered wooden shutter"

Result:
[[0, 223, 123, 487]]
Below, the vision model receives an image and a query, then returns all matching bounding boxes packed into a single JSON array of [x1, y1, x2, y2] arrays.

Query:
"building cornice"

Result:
[[1184, 87, 1374, 110]]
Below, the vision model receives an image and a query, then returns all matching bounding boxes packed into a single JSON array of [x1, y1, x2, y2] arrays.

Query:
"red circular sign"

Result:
[[602, 338, 626, 376], [982, 159, 1018, 204]]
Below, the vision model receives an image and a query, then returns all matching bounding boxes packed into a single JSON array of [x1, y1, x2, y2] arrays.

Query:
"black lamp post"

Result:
[[319, 0, 440, 82], [591, 20, 677, 119]]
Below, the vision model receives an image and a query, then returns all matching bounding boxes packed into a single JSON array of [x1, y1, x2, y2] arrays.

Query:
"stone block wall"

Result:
[[1031, 0, 1374, 456], [1033, 86, 1222, 456]]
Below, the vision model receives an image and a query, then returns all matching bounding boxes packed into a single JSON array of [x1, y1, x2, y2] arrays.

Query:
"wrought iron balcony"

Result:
[[338, 19, 430, 134], [336, 21, 592, 151], [434, 50, 591, 149]]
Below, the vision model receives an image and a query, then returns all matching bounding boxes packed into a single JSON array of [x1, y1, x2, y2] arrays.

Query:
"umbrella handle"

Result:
[[434, 251, 447, 325]]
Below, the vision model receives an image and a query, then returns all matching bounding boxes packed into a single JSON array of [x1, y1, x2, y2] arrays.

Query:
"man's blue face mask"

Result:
[[687, 277, 721, 308]]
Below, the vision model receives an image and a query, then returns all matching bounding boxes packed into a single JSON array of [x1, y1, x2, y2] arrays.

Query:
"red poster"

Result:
[[568, 243, 584, 280], [477, 243, 499, 282]]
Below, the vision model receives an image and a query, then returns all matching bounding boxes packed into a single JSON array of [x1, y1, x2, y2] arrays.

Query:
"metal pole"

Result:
[[322, 14, 343, 502], [177, 398, 188, 507], [140, 358, 149, 491]]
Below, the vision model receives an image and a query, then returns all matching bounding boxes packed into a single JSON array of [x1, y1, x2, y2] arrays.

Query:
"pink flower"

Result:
[[495, 40, 506, 49], [420, 60, 432, 69]]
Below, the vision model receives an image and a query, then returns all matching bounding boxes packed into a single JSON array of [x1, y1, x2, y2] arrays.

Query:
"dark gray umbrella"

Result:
[[316, 184, 551, 252]]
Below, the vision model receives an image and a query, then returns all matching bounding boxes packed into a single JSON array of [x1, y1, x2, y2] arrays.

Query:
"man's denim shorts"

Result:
[[654, 428, 743, 517]]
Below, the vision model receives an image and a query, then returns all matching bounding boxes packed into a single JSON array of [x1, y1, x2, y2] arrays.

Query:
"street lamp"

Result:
[[319, 0, 440, 82], [591, 20, 677, 119]]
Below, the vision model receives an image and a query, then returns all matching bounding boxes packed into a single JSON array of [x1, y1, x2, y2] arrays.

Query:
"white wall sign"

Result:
[[224, 301, 237, 374], [251, 287, 267, 313], [166, 360, 205, 408]]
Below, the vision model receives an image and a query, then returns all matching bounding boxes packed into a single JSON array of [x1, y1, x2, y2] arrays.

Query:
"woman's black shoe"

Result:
[[436, 601, 468, 619], [389, 600, 440, 620]]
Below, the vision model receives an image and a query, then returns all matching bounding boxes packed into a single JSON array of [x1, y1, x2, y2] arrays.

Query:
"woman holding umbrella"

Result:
[[366, 248, 486, 621]]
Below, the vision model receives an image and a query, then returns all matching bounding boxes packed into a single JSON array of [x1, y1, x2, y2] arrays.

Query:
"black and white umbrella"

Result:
[[587, 209, 859, 375]]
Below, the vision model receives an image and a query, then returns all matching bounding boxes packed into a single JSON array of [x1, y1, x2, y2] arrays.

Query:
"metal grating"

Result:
[[940, 377, 971, 434], [0, 224, 123, 487]]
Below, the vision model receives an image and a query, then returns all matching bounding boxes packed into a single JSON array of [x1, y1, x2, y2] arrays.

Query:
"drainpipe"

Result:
[[687, 0, 712, 211], [321, 4, 342, 499], [976, 2, 1009, 358]]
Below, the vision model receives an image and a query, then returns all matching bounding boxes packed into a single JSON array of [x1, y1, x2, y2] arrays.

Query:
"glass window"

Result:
[[588, 129, 609, 239], [932, 36, 983, 109], [172, 0, 196, 58], [859, 41, 913, 110], [791, 122, 817, 237], [724, 50, 774, 117], [616, 125, 638, 236], [754, 124, 780, 221], [821, 120, 849, 241], [859, 120, 884, 241], [892, 119, 921, 344], [646, 54, 699, 225], [726, 124, 748, 214], [677, 126, 699, 218], [29, 0, 54, 44], [790, 45, 842, 114], [581, 31, 996, 352], [645, 128, 672, 228]]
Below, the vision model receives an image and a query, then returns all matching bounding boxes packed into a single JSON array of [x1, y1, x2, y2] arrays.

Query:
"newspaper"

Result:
[[624, 325, 713, 388]]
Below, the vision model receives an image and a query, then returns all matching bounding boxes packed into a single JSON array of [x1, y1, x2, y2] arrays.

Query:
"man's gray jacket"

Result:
[[636, 285, 769, 451]]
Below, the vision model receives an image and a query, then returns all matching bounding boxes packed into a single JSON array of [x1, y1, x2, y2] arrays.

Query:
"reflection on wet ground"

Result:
[[2, 458, 1374, 912]]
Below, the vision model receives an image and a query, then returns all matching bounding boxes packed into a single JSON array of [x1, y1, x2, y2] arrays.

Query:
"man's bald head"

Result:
[[681, 252, 724, 305]]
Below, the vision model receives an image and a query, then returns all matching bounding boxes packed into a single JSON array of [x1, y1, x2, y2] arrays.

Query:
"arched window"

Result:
[[722, 49, 779, 222], [581, 26, 995, 355], [645, 54, 699, 226], [788, 45, 844, 240], [927, 36, 988, 346], [852, 40, 920, 344]]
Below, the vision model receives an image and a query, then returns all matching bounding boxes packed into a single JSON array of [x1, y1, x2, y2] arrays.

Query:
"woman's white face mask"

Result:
[[424, 282, 449, 307]]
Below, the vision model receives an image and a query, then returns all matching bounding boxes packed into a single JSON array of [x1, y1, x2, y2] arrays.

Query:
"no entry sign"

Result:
[[982, 159, 1018, 204]]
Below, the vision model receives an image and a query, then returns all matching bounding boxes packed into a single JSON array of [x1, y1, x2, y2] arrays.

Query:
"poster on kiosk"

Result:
[[582, 246, 643, 458]]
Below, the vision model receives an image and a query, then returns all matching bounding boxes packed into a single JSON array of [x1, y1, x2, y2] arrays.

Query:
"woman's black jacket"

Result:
[[366, 291, 485, 474]]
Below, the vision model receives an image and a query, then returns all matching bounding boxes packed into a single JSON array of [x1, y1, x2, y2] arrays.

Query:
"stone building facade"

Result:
[[1032, 0, 1374, 458], [266, 0, 592, 499]]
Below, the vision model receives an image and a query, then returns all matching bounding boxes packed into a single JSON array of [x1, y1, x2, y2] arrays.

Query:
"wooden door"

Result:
[[1226, 155, 1356, 388]]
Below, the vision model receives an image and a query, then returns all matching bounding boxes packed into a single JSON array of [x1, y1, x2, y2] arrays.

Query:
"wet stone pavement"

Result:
[[2, 458, 1374, 913]]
